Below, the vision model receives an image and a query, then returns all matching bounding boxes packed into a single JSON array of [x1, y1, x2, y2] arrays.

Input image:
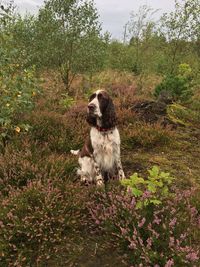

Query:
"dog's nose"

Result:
[[88, 103, 95, 111]]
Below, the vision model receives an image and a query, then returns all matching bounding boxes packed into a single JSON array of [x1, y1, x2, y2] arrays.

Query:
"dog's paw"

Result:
[[118, 170, 126, 180], [70, 149, 80, 155], [96, 178, 105, 188]]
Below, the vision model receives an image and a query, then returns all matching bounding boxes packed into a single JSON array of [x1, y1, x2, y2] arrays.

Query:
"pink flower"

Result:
[[169, 218, 177, 228], [138, 218, 146, 228], [153, 216, 161, 225], [186, 252, 199, 261], [169, 237, 174, 247], [129, 241, 137, 249], [120, 227, 128, 236], [146, 237, 152, 249], [189, 207, 198, 217], [164, 259, 174, 267], [142, 190, 151, 199]]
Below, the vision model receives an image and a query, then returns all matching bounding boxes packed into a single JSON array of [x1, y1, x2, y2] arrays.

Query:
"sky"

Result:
[[14, 0, 175, 39]]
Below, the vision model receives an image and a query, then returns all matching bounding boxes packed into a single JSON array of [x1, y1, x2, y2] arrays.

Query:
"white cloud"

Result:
[[14, 0, 175, 39], [14, 0, 42, 14], [95, 0, 175, 39]]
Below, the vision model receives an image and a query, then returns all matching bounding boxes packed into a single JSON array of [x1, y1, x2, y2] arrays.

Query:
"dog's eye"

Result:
[[89, 93, 96, 102], [98, 93, 103, 99]]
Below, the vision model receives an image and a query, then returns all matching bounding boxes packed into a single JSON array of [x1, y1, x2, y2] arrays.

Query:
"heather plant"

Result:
[[122, 122, 174, 150], [120, 166, 174, 208], [28, 110, 84, 153], [0, 141, 77, 196], [88, 185, 200, 266], [0, 179, 88, 266], [0, 144, 40, 195], [116, 107, 136, 127], [91, 70, 134, 90]]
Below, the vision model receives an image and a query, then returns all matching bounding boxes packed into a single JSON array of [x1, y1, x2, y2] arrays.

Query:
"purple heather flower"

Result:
[[186, 252, 199, 261], [164, 259, 174, 267], [169, 218, 177, 228], [138, 218, 146, 228]]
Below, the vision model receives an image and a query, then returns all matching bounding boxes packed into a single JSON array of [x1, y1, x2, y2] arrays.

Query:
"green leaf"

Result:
[[120, 178, 132, 187], [136, 201, 143, 209], [150, 199, 162, 205], [147, 183, 157, 193], [131, 187, 143, 197], [157, 181, 163, 187], [161, 186, 169, 196], [148, 165, 160, 179]]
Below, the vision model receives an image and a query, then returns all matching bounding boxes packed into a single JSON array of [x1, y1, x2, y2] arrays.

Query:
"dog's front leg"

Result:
[[116, 158, 125, 180], [93, 161, 104, 186]]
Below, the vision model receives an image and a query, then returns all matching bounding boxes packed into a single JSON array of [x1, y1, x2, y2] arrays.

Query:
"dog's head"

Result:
[[86, 90, 116, 129]]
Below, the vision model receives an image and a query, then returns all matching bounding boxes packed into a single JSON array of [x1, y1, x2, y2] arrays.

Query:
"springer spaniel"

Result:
[[71, 90, 125, 186]]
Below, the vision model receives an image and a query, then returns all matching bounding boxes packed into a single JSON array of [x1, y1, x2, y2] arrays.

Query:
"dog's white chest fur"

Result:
[[90, 127, 120, 171]]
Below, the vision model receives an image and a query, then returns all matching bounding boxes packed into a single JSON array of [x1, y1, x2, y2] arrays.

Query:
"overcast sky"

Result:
[[14, 0, 175, 39]]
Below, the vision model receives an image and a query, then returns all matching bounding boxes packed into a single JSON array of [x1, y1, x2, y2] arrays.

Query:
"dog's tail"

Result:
[[70, 149, 80, 156]]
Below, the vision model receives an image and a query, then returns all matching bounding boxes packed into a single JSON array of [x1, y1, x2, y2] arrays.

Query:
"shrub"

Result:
[[59, 93, 75, 110], [112, 85, 137, 108], [120, 166, 174, 208], [0, 144, 40, 195], [88, 184, 200, 266], [0, 180, 88, 266], [154, 64, 193, 101], [0, 45, 40, 146], [91, 70, 134, 89], [116, 107, 137, 127], [154, 75, 192, 101], [122, 122, 174, 150], [0, 142, 77, 196], [27, 110, 83, 153]]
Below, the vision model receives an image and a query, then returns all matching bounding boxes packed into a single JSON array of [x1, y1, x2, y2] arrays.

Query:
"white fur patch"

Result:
[[88, 91, 102, 118], [90, 127, 121, 171], [78, 156, 95, 182]]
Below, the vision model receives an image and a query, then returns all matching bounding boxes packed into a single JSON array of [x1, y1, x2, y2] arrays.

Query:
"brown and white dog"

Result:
[[71, 90, 125, 186]]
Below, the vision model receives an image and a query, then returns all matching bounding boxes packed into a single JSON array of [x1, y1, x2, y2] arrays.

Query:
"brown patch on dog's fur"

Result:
[[80, 137, 93, 158]]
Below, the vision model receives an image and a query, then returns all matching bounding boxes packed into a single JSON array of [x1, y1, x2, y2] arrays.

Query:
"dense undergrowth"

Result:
[[0, 70, 200, 266]]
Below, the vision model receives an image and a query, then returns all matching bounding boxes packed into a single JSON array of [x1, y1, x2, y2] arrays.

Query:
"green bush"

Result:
[[0, 36, 40, 147], [154, 63, 194, 101], [59, 94, 75, 110], [154, 75, 192, 101], [0, 13, 41, 148], [120, 166, 174, 208]]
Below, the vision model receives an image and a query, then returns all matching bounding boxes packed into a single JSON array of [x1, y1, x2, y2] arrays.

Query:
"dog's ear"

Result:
[[102, 97, 117, 129], [86, 114, 97, 127]]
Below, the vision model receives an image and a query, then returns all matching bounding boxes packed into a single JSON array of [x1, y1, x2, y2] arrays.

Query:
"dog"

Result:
[[71, 89, 125, 186]]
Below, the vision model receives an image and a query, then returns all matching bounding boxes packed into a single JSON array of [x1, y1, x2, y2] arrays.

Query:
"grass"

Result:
[[0, 70, 199, 266]]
